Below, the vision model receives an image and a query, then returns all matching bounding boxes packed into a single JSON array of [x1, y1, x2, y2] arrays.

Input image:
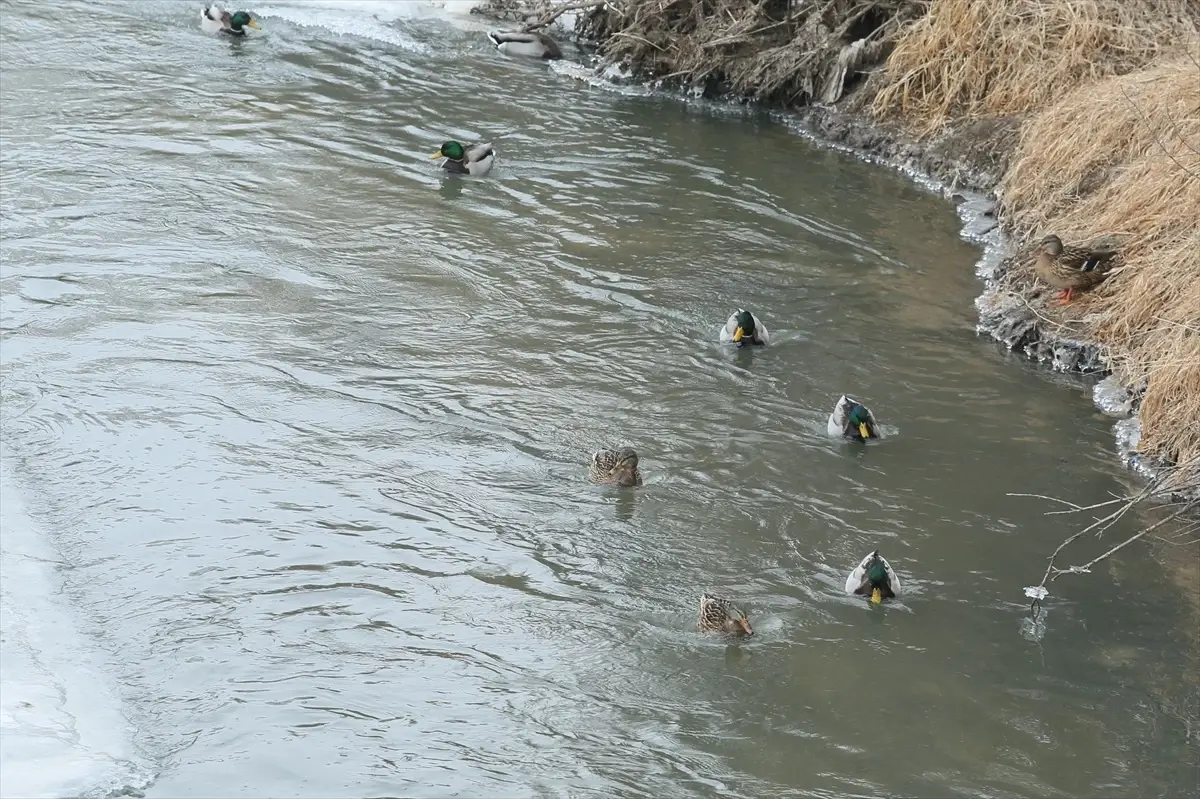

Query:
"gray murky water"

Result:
[[2, 2, 1197, 797]]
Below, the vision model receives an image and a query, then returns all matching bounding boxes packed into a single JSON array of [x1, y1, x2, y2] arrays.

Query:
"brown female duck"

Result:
[[1034, 234, 1122, 305], [588, 448, 642, 487], [699, 594, 753, 636]]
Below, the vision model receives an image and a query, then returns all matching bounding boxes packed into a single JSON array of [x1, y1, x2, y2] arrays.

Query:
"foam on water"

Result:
[[248, 0, 488, 51], [0, 458, 154, 799]]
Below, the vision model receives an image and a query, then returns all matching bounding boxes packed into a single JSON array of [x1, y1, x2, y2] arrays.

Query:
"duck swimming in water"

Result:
[[719, 309, 769, 347], [845, 551, 902, 604], [430, 140, 495, 177], [698, 593, 753, 636], [486, 30, 563, 60], [827, 395, 880, 442], [200, 4, 261, 35], [589, 448, 642, 487]]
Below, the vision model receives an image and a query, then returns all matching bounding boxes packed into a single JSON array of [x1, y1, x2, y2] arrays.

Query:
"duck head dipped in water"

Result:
[[699, 593, 754, 636], [589, 448, 642, 487], [845, 551, 902, 605], [486, 30, 563, 60]]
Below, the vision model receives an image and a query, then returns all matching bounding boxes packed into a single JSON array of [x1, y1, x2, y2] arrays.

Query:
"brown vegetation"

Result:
[[871, 0, 1198, 134], [575, 0, 927, 104], [866, 0, 1199, 481], [997, 57, 1200, 476]]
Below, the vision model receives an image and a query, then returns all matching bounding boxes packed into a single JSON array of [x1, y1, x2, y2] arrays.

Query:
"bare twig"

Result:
[[1050, 504, 1195, 578], [1007, 492, 1084, 510], [1119, 83, 1200, 183], [1016, 456, 1200, 595], [521, 0, 618, 32]]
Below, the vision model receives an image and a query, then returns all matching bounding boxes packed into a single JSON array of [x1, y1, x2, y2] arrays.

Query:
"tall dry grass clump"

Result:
[[1000, 55, 1200, 478], [872, 0, 1198, 133]]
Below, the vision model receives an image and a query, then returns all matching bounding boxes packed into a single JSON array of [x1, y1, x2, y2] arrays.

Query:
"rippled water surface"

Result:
[[2, 2, 1197, 797]]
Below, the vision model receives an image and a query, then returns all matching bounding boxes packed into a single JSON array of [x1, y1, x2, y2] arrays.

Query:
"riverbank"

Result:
[[479, 0, 1200, 493]]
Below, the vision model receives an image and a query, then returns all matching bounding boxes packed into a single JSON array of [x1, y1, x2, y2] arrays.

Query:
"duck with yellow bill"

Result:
[[430, 140, 495, 177], [845, 551, 901, 605], [827, 395, 880, 442], [201, 4, 261, 35], [719, 309, 769, 348]]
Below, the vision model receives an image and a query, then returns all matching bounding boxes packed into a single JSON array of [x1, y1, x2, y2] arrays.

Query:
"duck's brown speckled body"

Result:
[[589, 448, 642, 487], [1034, 234, 1122, 305], [699, 593, 753, 636]]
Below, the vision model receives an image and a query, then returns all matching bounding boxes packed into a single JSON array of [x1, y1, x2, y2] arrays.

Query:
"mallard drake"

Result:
[[1034, 234, 1121, 305], [589, 448, 642, 487], [845, 551, 902, 605], [430, 140, 495, 177], [827, 395, 880, 442], [201, 4, 261, 35], [699, 593, 753, 636], [486, 30, 563, 60], [718, 309, 769, 347]]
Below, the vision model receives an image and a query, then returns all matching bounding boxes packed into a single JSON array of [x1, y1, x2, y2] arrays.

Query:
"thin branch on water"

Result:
[[1007, 492, 1084, 509], [1016, 456, 1200, 594], [1051, 505, 1195, 577]]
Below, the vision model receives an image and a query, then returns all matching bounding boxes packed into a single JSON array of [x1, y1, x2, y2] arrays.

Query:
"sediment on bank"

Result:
[[474, 0, 1200, 488]]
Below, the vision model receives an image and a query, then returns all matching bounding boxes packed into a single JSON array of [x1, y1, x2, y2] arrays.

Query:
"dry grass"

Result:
[[999, 55, 1200, 479], [873, 0, 1198, 133], [577, 0, 927, 105]]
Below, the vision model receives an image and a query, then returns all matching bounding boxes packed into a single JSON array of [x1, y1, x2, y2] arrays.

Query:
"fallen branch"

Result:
[[523, 0, 618, 32], [1013, 455, 1200, 606]]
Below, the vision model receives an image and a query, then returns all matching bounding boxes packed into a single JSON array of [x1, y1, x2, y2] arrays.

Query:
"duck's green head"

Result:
[[230, 11, 261, 30], [848, 405, 873, 441], [432, 140, 466, 161], [732, 310, 756, 344], [866, 554, 888, 604]]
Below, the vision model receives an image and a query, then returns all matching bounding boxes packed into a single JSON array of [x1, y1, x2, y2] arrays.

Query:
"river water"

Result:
[[1, 1, 1196, 797]]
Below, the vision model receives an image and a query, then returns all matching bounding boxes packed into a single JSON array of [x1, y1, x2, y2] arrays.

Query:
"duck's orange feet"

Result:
[[1055, 287, 1074, 306]]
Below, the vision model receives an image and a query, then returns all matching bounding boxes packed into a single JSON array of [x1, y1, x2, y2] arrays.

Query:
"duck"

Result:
[[201, 4, 261, 35], [827, 395, 880, 442], [699, 593, 754, 636], [487, 30, 563, 60], [1033, 234, 1122, 305], [589, 448, 642, 487], [430, 140, 495, 177], [845, 551, 902, 605], [718, 309, 769, 347]]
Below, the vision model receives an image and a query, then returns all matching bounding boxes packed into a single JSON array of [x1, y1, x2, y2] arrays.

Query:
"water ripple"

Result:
[[1, 2, 1195, 798]]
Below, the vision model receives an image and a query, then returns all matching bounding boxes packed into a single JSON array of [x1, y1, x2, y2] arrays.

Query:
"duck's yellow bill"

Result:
[[430, 151, 444, 159], [733, 327, 744, 342], [859, 422, 870, 439], [248, 19, 262, 29], [870, 587, 882, 604]]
